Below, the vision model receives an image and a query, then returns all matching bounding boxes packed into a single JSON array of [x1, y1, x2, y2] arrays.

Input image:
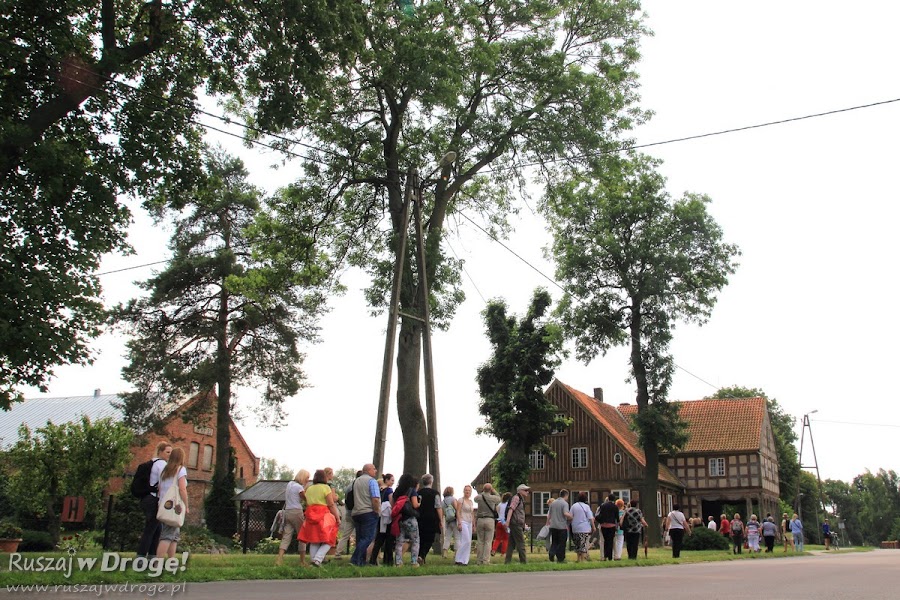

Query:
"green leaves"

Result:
[[476, 288, 565, 491], [7, 416, 133, 541]]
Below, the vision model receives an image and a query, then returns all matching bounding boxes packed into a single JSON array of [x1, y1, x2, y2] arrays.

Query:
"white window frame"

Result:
[[533, 491, 551, 516], [571, 447, 588, 469], [612, 489, 631, 505], [667, 494, 673, 515], [529, 450, 545, 470], [709, 457, 726, 477], [657, 491, 662, 517]]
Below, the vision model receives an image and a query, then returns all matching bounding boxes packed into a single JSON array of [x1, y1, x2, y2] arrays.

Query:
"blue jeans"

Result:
[[351, 511, 379, 566]]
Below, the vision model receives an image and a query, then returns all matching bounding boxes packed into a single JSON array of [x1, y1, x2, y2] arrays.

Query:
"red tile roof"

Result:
[[616, 397, 767, 453], [554, 381, 683, 487]]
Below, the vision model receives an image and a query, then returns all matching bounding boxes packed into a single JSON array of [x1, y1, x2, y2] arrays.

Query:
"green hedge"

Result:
[[19, 529, 55, 552], [683, 525, 730, 551]]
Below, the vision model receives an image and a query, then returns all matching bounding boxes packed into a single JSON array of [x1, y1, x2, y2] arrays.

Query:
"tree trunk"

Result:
[[630, 300, 662, 546], [395, 316, 428, 476], [214, 271, 232, 481]]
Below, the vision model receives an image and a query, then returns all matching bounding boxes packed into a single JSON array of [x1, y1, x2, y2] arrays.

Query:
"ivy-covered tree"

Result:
[[114, 148, 334, 535], [476, 289, 566, 492], [545, 153, 740, 545], [0, 0, 362, 408], [223, 0, 647, 475], [7, 416, 133, 543], [708, 385, 800, 504]]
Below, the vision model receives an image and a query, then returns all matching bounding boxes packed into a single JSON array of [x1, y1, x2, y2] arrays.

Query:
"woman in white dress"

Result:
[[454, 485, 475, 565]]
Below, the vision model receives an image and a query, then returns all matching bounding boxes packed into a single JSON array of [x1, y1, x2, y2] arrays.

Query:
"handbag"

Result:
[[156, 480, 186, 527], [401, 493, 419, 519], [537, 525, 550, 540]]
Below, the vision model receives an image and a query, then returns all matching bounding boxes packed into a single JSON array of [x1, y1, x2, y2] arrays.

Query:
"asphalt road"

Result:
[[6, 550, 898, 598]]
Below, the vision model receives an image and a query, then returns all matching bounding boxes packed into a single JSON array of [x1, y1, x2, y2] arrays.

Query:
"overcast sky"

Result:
[[20, 1, 900, 491]]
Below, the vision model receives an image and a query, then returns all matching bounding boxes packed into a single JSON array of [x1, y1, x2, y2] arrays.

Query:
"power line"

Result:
[[456, 208, 738, 396], [54, 54, 900, 180], [813, 419, 900, 429]]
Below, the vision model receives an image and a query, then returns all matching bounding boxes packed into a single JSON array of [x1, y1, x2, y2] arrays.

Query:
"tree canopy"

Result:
[[545, 152, 740, 543], [824, 469, 900, 545], [225, 0, 647, 475], [114, 148, 333, 534], [1, 0, 361, 407], [476, 289, 566, 491]]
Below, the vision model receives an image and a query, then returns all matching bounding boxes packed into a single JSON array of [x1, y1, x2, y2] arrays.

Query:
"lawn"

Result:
[[3, 543, 867, 585]]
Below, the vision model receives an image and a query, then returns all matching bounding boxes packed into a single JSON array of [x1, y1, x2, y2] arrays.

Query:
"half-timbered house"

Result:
[[473, 379, 780, 524]]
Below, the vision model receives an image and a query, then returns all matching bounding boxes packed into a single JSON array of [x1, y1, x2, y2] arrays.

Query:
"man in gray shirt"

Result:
[[474, 483, 501, 565], [547, 489, 572, 563]]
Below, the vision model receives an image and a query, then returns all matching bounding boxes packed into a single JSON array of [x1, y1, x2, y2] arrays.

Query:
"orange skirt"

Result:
[[298, 504, 338, 545]]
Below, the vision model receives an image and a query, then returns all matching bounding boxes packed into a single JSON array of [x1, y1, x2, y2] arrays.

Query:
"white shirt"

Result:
[[149, 459, 167, 497], [158, 466, 187, 501], [708, 520, 717, 531], [285, 481, 304, 510]]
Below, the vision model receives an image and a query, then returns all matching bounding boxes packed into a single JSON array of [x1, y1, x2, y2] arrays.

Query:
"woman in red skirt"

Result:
[[491, 492, 511, 556], [298, 469, 340, 566]]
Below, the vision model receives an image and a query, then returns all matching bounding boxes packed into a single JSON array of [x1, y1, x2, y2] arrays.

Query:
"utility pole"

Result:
[[372, 168, 414, 474], [795, 410, 828, 537], [372, 153, 455, 487], [413, 171, 440, 492]]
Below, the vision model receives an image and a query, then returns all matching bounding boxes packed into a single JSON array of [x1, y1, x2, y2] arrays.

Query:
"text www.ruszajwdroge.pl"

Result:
[[5, 582, 187, 597]]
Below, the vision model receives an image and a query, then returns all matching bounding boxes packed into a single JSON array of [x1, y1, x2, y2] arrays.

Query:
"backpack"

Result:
[[345, 479, 357, 512], [732, 519, 743, 534], [444, 498, 456, 521], [130, 458, 160, 498]]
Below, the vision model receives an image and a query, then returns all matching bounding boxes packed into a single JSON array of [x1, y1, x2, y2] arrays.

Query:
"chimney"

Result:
[[94, 389, 101, 398], [593, 387, 604, 403]]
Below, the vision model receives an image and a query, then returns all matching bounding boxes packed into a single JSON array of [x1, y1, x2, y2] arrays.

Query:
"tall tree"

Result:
[[545, 153, 740, 544], [6, 416, 133, 543], [476, 289, 567, 492], [114, 148, 332, 535], [824, 470, 900, 545], [708, 385, 800, 503], [0, 0, 361, 408], [229, 0, 647, 475]]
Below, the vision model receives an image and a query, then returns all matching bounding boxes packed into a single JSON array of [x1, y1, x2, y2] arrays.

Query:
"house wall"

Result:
[[108, 411, 259, 527]]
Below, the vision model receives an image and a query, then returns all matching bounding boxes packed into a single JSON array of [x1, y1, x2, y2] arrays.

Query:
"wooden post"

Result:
[[372, 168, 414, 473], [413, 170, 440, 491]]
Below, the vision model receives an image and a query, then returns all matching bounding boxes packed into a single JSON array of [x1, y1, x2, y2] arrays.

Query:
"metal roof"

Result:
[[0, 394, 123, 448], [233, 480, 289, 503]]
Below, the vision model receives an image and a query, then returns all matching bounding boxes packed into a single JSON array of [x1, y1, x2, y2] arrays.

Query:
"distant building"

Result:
[[0, 389, 259, 526], [473, 379, 780, 523]]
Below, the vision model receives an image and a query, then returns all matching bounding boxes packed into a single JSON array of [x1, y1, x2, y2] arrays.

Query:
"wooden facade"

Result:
[[473, 380, 781, 524], [473, 380, 684, 520]]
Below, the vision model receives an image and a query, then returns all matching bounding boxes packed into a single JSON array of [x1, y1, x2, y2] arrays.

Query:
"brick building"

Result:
[[0, 389, 259, 526]]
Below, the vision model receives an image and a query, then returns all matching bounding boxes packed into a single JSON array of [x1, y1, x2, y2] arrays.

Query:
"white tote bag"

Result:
[[156, 480, 186, 527]]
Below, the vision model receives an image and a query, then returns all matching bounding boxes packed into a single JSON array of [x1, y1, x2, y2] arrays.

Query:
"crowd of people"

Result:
[[135, 451, 823, 567], [271, 465, 541, 567], [693, 511, 808, 554], [269, 468, 666, 567]]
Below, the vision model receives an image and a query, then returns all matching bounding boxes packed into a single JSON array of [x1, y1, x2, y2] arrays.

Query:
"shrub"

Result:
[[0, 519, 23, 539], [683, 525, 730, 551], [179, 525, 231, 554], [205, 470, 237, 538], [19, 529, 55, 551], [104, 491, 142, 552]]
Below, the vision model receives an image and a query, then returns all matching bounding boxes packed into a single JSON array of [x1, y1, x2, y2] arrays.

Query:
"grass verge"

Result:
[[0, 545, 872, 585]]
